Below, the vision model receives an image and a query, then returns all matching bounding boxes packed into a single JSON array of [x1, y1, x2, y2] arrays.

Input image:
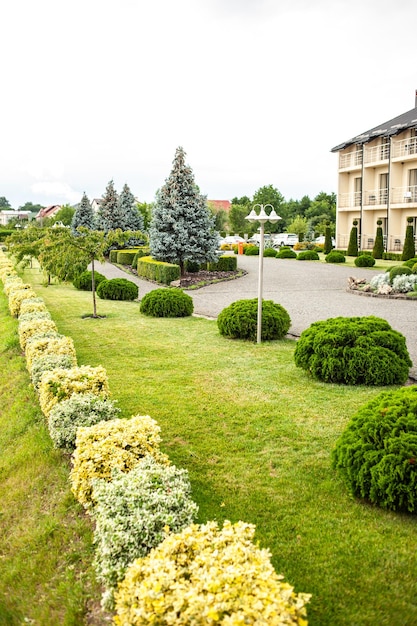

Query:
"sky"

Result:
[[2, 0, 417, 210]]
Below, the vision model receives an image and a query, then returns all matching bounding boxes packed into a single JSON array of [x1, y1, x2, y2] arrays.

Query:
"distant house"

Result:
[[35, 205, 61, 221], [91, 198, 102, 213], [0, 210, 32, 226], [332, 91, 417, 252], [208, 200, 231, 212]]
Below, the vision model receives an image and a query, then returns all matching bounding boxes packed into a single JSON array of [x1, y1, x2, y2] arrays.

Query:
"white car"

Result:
[[273, 233, 298, 247], [222, 235, 246, 245], [314, 236, 336, 247]]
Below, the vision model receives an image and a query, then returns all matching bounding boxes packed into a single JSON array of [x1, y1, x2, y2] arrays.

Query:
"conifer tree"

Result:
[[372, 219, 384, 259], [118, 183, 144, 231], [71, 192, 95, 234], [149, 147, 219, 275], [402, 217, 416, 261], [324, 221, 333, 254], [97, 180, 121, 232], [347, 220, 358, 256]]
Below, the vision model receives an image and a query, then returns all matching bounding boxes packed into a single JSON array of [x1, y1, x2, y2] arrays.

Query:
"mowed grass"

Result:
[[3, 263, 417, 626]]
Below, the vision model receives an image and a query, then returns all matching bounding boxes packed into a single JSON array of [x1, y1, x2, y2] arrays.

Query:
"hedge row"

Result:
[[136, 256, 180, 285]]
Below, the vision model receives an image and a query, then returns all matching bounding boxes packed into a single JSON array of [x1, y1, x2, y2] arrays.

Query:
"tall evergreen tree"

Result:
[[118, 183, 144, 231], [150, 147, 219, 275], [402, 217, 416, 261], [347, 220, 359, 256], [71, 193, 95, 233], [97, 180, 121, 232], [372, 219, 384, 259]]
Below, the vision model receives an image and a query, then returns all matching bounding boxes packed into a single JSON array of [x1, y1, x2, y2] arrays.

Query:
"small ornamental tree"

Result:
[[372, 219, 384, 259], [150, 147, 219, 275], [323, 221, 333, 254], [71, 192, 95, 233], [118, 183, 144, 231], [402, 217, 416, 261], [97, 180, 120, 232], [347, 220, 359, 256]]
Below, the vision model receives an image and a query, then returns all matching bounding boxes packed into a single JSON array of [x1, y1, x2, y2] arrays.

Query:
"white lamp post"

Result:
[[245, 204, 281, 343]]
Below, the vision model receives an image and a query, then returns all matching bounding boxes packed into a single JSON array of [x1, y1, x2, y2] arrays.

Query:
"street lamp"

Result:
[[245, 204, 281, 343]]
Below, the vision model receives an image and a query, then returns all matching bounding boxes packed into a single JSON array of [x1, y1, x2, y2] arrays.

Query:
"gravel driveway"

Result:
[[95, 256, 417, 371]]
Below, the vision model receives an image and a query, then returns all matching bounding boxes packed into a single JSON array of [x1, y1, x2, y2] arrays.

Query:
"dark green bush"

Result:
[[244, 246, 259, 256], [185, 260, 200, 273], [140, 288, 193, 317], [412, 263, 417, 274], [217, 298, 291, 341], [294, 316, 411, 385], [332, 386, 417, 513], [325, 251, 345, 264], [382, 252, 402, 261], [263, 247, 277, 257], [347, 223, 359, 257], [136, 256, 180, 285], [109, 250, 118, 263], [372, 223, 384, 259], [208, 256, 238, 271], [389, 265, 412, 283], [73, 271, 106, 291], [402, 220, 416, 261], [402, 257, 417, 269], [297, 250, 320, 261], [276, 247, 297, 259], [97, 278, 138, 301], [354, 255, 376, 267]]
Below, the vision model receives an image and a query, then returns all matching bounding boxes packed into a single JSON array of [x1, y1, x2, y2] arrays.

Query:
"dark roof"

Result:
[[331, 106, 417, 152]]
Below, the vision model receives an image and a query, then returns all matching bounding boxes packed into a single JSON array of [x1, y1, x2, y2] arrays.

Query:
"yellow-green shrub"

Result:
[[3, 276, 24, 295], [25, 334, 77, 371], [38, 365, 110, 417], [8, 287, 37, 317], [19, 298, 48, 316], [18, 318, 58, 350], [114, 520, 311, 626], [70, 415, 169, 507]]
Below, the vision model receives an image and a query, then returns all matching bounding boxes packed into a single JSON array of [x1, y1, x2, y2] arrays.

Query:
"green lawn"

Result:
[[2, 263, 417, 626]]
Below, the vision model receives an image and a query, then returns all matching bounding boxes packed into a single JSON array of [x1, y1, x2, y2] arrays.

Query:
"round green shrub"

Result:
[[332, 386, 417, 512], [325, 251, 345, 264], [244, 245, 259, 255], [297, 250, 320, 261], [402, 257, 417, 269], [389, 265, 412, 283], [140, 288, 193, 317], [48, 392, 121, 451], [217, 298, 291, 341], [354, 255, 376, 267], [412, 262, 417, 274], [294, 316, 411, 385], [263, 247, 277, 258], [97, 278, 138, 301], [276, 247, 297, 259], [73, 270, 106, 291]]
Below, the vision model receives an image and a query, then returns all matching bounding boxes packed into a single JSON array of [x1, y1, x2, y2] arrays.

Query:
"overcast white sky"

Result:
[[2, 0, 417, 209]]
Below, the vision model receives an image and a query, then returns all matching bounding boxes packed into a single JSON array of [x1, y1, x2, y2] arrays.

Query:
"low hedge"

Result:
[[136, 256, 180, 285], [217, 298, 291, 341], [208, 256, 237, 271], [97, 278, 138, 301], [140, 288, 193, 317], [117, 250, 137, 265]]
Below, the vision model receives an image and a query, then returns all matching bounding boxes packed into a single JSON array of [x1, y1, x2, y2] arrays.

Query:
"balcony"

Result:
[[391, 185, 417, 205], [339, 151, 362, 170], [391, 137, 417, 159], [364, 144, 389, 164]]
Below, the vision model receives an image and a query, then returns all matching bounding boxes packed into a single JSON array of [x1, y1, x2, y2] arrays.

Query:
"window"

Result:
[[354, 177, 362, 206], [379, 173, 388, 204], [409, 169, 417, 201]]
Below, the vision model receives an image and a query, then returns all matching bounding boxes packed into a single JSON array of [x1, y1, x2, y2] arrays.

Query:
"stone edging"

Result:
[[346, 287, 416, 300]]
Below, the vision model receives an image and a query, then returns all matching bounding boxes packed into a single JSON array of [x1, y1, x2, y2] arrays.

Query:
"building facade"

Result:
[[332, 93, 417, 252]]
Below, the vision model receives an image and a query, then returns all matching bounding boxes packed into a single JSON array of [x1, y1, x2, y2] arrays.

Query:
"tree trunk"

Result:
[[91, 257, 98, 317]]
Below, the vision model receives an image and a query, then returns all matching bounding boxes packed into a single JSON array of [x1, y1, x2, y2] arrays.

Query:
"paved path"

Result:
[[94, 256, 417, 370]]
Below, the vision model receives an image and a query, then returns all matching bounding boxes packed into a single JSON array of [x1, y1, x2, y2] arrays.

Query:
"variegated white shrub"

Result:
[[48, 392, 120, 451], [25, 334, 77, 371], [19, 298, 48, 316], [3, 276, 24, 295], [369, 273, 390, 292], [18, 318, 58, 350], [392, 273, 417, 293], [18, 311, 52, 324], [114, 520, 311, 626], [92, 456, 198, 607], [70, 415, 169, 507], [38, 365, 110, 417], [8, 286, 38, 317], [30, 353, 77, 390]]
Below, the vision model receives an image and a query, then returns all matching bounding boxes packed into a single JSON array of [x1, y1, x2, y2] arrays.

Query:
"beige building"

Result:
[[332, 92, 417, 252]]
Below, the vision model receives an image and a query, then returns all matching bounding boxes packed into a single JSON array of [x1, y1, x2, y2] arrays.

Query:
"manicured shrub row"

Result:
[[217, 298, 291, 341], [97, 278, 138, 301], [140, 288, 193, 317], [208, 255, 238, 271], [0, 248, 311, 623], [294, 316, 411, 385], [137, 256, 180, 285]]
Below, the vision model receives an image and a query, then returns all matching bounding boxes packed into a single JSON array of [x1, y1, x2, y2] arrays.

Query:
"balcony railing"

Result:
[[391, 185, 417, 204], [364, 144, 389, 164], [391, 137, 417, 159], [339, 151, 362, 169], [339, 187, 417, 207]]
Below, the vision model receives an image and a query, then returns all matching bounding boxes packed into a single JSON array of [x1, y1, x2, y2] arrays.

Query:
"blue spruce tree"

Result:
[[150, 147, 219, 275], [118, 183, 144, 231], [71, 192, 95, 233], [97, 180, 122, 232]]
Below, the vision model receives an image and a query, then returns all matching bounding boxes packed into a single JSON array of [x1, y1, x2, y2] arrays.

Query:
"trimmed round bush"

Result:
[[389, 265, 411, 283], [73, 270, 106, 291], [244, 245, 259, 255], [402, 257, 417, 269], [297, 250, 320, 261], [48, 392, 121, 451], [294, 316, 411, 385], [97, 278, 138, 301], [276, 246, 297, 259], [325, 251, 345, 264], [332, 386, 417, 512], [114, 520, 310, 626], [217, 298, 291, 341], [263, 247, 277, 257], [92, 456, 198, 607], [354, 254, 376, 267], [140, 288, 193, 317]]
